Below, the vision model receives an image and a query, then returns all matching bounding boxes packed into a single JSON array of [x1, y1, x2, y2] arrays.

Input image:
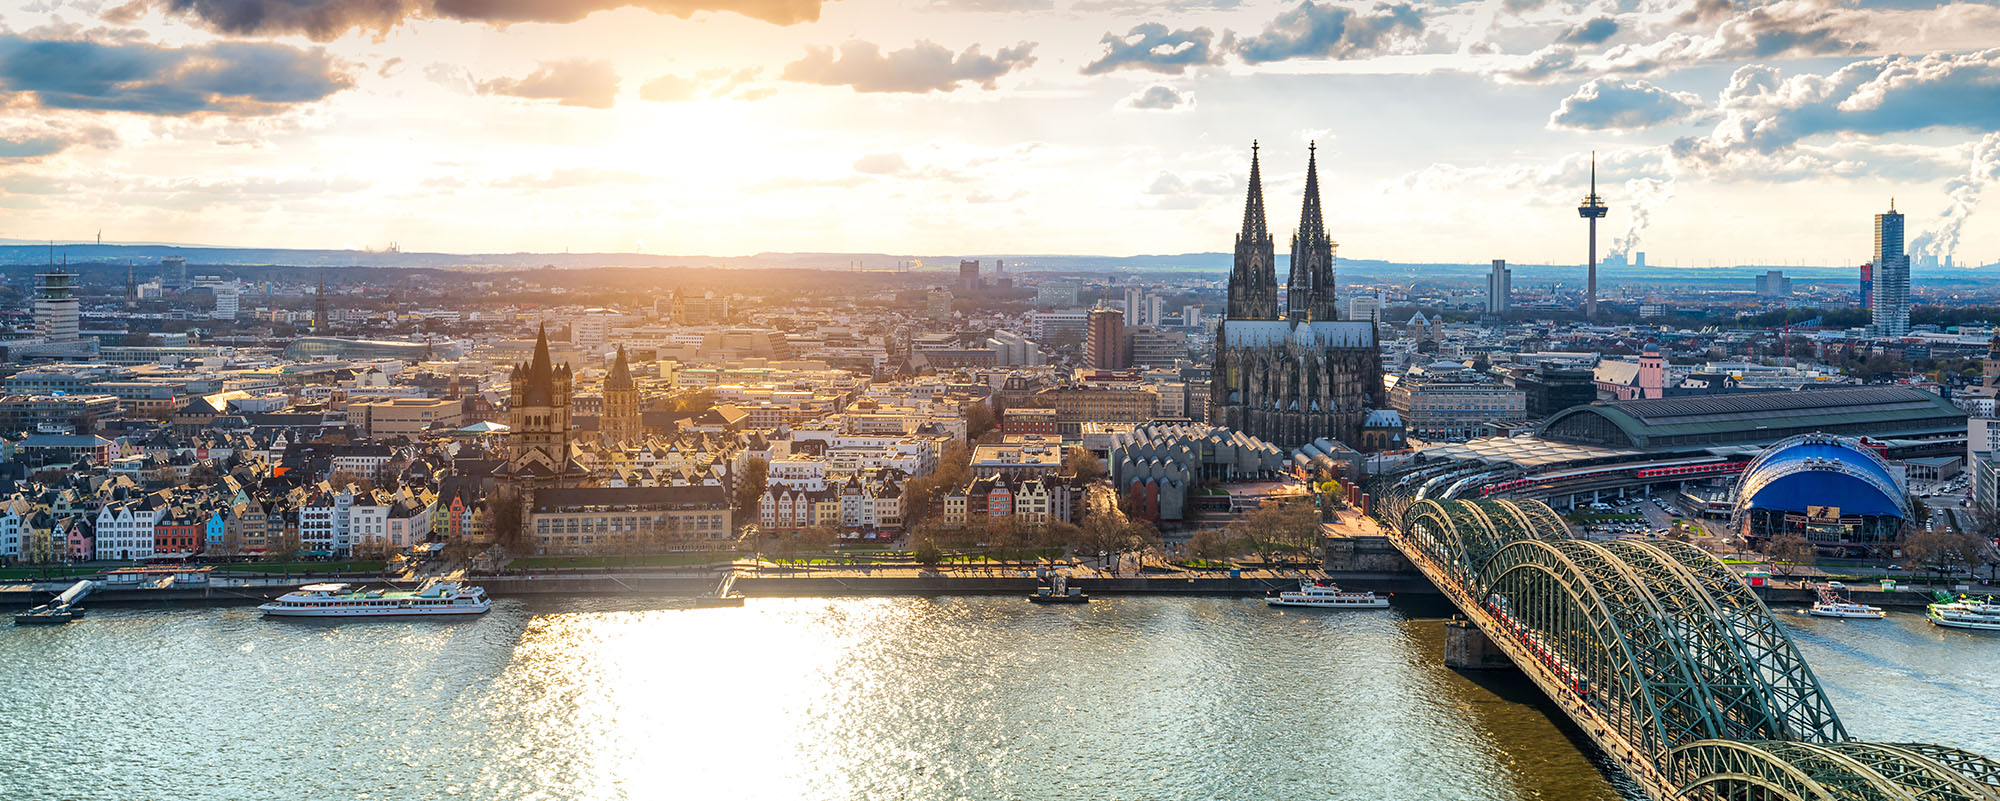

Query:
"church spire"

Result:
[[606, 344, 633, 391], [1288, 142, 1339, 322], [1241, 140, 1268, 240], [1227, 141, 1279, 320], [1298, 142, 1324, 242]]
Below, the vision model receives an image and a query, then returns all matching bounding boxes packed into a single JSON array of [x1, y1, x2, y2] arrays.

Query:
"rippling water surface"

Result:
[[1, 596, 1991, 800]]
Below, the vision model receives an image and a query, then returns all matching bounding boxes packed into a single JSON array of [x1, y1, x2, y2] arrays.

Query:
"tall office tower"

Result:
[[1226, 141, 1279, 320], [213, 282, 239, 320], [1286, 142, 1339, 321], [1577, 153, 1609, 320], [1872, 201, 1910, 336], [1347, 294, 1380, 323], [124, 264, 137, 310], [162, 256, 188, 289], [1756, 271, 1792, 298], [959, 260, 981, 291], [1085, 307, 1127, 370], [34, 268, 79, 342], [1124, 287, 1146, 325], [1859, 263, 1873, 309], [1486, 259, 1511, 314]]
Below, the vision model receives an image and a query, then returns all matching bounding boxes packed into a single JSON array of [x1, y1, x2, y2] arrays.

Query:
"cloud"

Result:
[[1672, 49, 2000, 175], [475, 59, 619, 108], [0, 121, 117, 162], [782, 40, 1035, 93], [493, 168, 650, 188], [926, 0, 1051, 10], [1145, 169, 1236, 195], [1555, 16, 1618, 45], [1492, 1, 1870, 84], [1122, 84, 1191, 110], [1548, 78, 1706, 131], [852, 153, 908, 174], [1232, 1, 1424, 64], [1071, 0, 1239, 11], [142, 0, 829, 41], [639, 67, 763, 102], [640, 74, 699, 102], [1080, 23, 1220, 75], [0, 34, 350, 116]]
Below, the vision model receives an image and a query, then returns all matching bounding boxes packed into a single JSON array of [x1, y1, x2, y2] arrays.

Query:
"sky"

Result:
[[0, 0, 1998, 267]]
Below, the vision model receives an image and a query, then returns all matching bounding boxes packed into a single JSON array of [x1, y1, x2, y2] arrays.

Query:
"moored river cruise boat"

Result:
[[1267, 581, 1389, 609], [259, 579, 492, 618], [1928, 594, 2000, 631]]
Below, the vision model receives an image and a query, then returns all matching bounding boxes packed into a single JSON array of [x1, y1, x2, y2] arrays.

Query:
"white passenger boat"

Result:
[[1808, 583, 1884, 619], [259, 579, 492, 618], [1267, 581, 1389, 609], [1927, 595, 2000, 631]]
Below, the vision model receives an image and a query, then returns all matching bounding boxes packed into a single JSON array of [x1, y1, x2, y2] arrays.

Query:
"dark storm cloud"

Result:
[[1232, 1, 1423, 64], [0, 34, 350, 115], [146, 0, 827, 41], [1080, 23, 1220, 75], [782, 40, 1036, 93]]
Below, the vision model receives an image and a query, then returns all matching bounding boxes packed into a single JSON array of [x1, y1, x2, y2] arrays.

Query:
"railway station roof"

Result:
[[1535, 387, 1965, 451]]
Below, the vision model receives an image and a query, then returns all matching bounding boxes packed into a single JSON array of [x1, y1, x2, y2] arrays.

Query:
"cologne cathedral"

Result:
[[1210, 143, 1384, 450]]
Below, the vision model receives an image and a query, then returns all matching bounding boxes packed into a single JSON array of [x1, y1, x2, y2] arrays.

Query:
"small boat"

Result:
[[1927, 592, 2000, 631], [689, 572, 746, 608], [259, 578, 491, 618], [1808, 582, 1884, 619], [1029, 573, 1089, 604], [1267, 580, 1389, 609], [13, 606, 81, 625]]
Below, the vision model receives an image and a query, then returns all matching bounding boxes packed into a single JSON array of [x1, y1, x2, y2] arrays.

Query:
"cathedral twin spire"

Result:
[[1228, 141, 1338, 322]]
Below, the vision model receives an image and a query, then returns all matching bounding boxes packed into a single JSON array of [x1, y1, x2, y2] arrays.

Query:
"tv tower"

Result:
[[1578, 152, 1609, 320]]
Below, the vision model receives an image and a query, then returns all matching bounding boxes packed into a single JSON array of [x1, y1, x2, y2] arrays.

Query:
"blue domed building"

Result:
[[1732, 434, 1909, 556]]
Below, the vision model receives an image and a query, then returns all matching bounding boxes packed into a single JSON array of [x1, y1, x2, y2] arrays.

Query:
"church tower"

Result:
[[1227, 142, 1279, 320], [601, 345, 641, 446], [1287, 143, 1339, 322], [313, 275, 329, 334], [507, 324, 574, 485]]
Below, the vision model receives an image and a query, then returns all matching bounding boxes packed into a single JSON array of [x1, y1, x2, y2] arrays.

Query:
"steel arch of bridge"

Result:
[[1387, 497, 1998, 800]]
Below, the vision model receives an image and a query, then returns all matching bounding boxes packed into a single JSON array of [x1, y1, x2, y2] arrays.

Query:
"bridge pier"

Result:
[[1443, 618, 1516, 670]]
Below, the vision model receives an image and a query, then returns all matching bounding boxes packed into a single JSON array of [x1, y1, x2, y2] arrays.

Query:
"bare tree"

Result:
[[1765, 531, 1817, 579]]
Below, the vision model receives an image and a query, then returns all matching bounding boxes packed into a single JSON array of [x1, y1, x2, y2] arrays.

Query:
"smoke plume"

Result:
[[1910, 132, 2000, 266], [1608, 176, 1674, 258]]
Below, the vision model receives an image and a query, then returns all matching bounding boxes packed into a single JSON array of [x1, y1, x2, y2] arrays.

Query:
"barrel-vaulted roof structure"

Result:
[[1733, 434, 1907, 520], [1537, 387, 1966, 451]]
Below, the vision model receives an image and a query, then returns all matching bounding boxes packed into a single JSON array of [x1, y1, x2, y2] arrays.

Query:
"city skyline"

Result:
[[0, 1, 1996, 265]]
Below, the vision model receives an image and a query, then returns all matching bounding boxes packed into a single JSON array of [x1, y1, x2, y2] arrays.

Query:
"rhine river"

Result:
[[1, 596, 1993, 801]]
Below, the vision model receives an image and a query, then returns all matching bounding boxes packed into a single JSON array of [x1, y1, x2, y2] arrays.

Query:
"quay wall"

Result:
[[0, 570, 1440, 606]]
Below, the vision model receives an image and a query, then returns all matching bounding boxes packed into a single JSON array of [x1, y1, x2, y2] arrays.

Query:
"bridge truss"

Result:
[[1388, 497, 2000, 800]]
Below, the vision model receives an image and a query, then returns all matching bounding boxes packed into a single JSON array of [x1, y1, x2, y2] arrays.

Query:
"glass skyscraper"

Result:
[[1872, 202, 1909, 336]]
